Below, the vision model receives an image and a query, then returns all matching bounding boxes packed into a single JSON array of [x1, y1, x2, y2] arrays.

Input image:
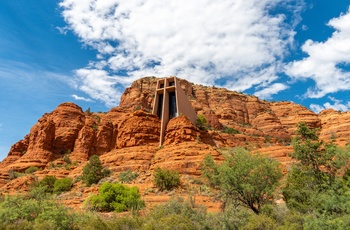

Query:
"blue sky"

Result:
[[0, 0, 350, 161]]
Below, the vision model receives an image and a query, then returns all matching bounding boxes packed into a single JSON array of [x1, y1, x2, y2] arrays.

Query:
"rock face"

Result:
[[118, 77, 323, 141], [1, 76, 350, 197], [319, 109, 350, 145]]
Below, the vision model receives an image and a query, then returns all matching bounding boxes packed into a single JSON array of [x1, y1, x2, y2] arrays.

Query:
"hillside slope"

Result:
[[1, 76, 350, 210]]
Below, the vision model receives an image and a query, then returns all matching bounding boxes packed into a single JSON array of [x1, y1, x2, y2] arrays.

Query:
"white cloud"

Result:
[[309, 104, 324, 114], [302, 25, 308, 31], [71, 94, 95, 102], [254, 83, 289, 99], [286, 6, 350, 98], [310, 96, 350, 113], [56, 26, 69, 35], [72, 69, 124, 107], [60, 0, 303, 106]]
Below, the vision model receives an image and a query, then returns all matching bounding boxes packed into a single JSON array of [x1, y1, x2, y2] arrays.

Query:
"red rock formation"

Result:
[[319, 109, 350, 146], [1, 76, 350, 206], [164, 115, 200, 145]]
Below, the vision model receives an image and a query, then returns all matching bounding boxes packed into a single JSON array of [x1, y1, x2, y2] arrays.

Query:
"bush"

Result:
[[202, 148, 282, 214], [119, 170, 139, 183], [0, 195, 73, 229], [53, 178, 73, 194], [144, 197, 207, 230], [153, 168, 180, 191], [86, 182, 145, 212], [222, 126, 240, 134], [63, 155, 71, 164], [243, 214, 277, 230], [82, 155, 111, 186], [8, 169, 24, 179], [25, 166, 39, 174], [33, 203, 74, 230], [196, 114, 211, 130], [38, 175, 57, 193]]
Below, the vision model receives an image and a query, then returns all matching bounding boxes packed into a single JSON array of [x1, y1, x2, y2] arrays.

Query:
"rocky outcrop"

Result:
[[270, 102, 320, 134], [152, 142, 222, 176], [164, 115, 200, 145], [1, 76, 350, 195], [115, 111, 160, 148], [115, 77, 324, 142], [319, 109, 350, 145]]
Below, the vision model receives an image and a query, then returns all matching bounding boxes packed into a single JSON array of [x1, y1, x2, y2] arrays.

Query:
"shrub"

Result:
[[25, 166, 39, 174], [63, 155, 71, 164], [222, 126, 240, 134], [0, 195, 73, 229], [8, 169, 24, 179], [53, 178, 73, 194], [86, 182, 145, 212], [82, 155, 110, 186], [202, 148, 282, 214], [119, 170, 139, 183], [144, 197, 207, 230], [153, 168, 180, 191], [196, 114, 209, 130], [243, 214, 277, 230], [33, 203, 74, 230], [38, 175, 57, 194]]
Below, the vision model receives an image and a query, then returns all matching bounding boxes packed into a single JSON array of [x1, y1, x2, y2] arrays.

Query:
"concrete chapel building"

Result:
[[152, 77, 197, 145]]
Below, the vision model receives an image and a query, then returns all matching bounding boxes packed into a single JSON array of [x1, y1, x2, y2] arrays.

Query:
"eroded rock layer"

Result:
[[1, 76, 350, 201]]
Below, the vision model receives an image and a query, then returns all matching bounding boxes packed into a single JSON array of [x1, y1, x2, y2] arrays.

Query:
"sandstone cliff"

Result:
[[0, 76, 349, 210]]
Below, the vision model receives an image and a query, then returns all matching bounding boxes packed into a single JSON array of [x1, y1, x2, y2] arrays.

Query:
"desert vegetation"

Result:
[[153, 167, 181, 191], [82, 155, 111, 186], [1, 123, 350, 229]]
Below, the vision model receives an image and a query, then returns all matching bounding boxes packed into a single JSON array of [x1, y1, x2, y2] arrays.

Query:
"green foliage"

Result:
[[205, 205, 252, 230], [53, 177, 73, 194], [63, 154, 71, 164], [118, 169, 139, 183], [38, 175, 57, 193], [283, 122, 350, 224], [82, 155, 110, 186], [222, 126, 240, 134], [144, 197, 207, 230], [0, 195, 74, 229], [153, 168, 180, 191], [8, 169, 24, 179], [86, 182, 145, 213], [202, 148, 283, 214], [0, 192, 328, 230], [25, 166, 39, 174], [290, 122, 348, 185], [196, 114, 210, 130], [242, 214, 277, 230]]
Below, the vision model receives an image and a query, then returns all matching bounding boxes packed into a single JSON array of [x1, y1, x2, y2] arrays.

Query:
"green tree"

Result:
[[82, 155, 110, 186], [283, 122, 350, 218], [53, 178, 73, 194], [153, 168, 180, 191], [38, 175, 57, 193], [202, 148, 283, 214], [86, 182, 145, 212], [290, 122, 348, 185], [118, 169, 139, 183]]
